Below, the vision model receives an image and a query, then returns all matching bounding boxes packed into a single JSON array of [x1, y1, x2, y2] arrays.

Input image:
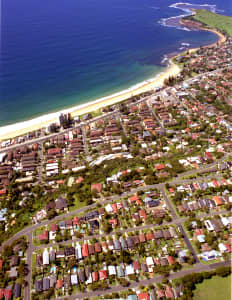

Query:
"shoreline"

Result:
[[0, 61, 180, 141], [0, 22, 226, 142]]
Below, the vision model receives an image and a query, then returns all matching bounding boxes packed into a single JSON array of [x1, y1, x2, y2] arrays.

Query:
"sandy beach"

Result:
[[0, 61, 180, 141], [0, 21, 226, 142]]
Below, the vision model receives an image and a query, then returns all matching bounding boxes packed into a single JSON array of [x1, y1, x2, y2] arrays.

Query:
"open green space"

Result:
[[193, 275, 231, 300], [193, 10, 232, 36]]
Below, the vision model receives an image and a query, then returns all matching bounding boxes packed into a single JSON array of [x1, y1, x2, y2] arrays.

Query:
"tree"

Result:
[[216, 266, 231, 277]]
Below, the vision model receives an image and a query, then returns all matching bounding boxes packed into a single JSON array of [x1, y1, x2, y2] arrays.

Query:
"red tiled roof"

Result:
[[39, 231, 49, 241], [4, 289, 12, 300], [99, 270, 107, 280], [155, 164, 165, 171], [50, 224, 58, 232], [72, 217, 79, 226], [91, 183, 102, 193], [138, 292, 150, 300], [92, 271, 98, 281], [56, 279, 63, 289], [112, 203, 118, 213], [82, 244, 89, 257], [0, 288, 4, 299], [168, 256, 175, 264]]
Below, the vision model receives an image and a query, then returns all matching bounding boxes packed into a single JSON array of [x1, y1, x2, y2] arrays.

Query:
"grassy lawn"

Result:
[[193, 275, 231, 300], [70, 195, 87, 211], [193, 10, 232, 36]]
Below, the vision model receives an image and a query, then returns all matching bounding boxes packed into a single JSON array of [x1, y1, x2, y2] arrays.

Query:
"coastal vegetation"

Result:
[[186, 9, 232, 37]]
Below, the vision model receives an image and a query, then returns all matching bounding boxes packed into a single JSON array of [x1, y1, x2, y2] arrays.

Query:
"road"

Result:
[[160, 185, 200, 264], [24, 232, 33, 300], [32, 209, 227, 252], [38, 142, 44, 182], [81, 125, 89, 155]]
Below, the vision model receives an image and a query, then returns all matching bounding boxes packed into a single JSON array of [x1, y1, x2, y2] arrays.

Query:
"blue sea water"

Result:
[[1, 0, 232, 127]]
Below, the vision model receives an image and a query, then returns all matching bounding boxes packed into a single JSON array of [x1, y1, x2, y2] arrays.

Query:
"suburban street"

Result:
[[56, 260, 231, 300]]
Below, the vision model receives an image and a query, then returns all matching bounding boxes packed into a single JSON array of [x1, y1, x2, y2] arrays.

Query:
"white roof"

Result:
[[125, 265, 134, 275], [108, 265, 116, 275], [146, 256, 154, 266], [71, 274, 78, 285], [43, 249, 49, 265]]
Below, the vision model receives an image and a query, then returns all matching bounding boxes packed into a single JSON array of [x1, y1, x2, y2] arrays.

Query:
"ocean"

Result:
[[1, 0, 232, 127]]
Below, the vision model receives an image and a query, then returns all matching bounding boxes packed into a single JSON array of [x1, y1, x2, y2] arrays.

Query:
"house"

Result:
[[129, 195, 141, 205], [139, 209, 147, 219], [35, 280, 43, 292], [75, 243, 82, 259], [116, 265, 125, 277], [99, 270, 108, 280], [94, 242, 102, 253], [65, 246, 75, 257], [146, 257, 154, 267], [55, 197, 68, 212], [128, 295, 138, 300], [43, 278, 50, 291], [59, 220, 66, 230], [163, 230, 171, 240], [120, 237, 128, 249], [65, 219, 73, 229], [139, 233, 146, 243], [10, 256, 19, 267], [50, 275, 57, 288], [0, 289, 4, 299], [156, 289, 165, 298], [133, 261, 141, 271], [138, 293, 150, 300], [91, 183, 102, 193], [146, 232, 154, 241], [56, 250, 65, 259], [88, 244, 95, 255], [82, 244, 89, 257], [114, 239, 121, 251], [72, 217, 79, 227], [165, 286, 174, 299], [168, 256, 175, 265], [92, 271, 98, 282], [50, 223, 58, 232], [71, 274, 78, 286], [43, 249, 49, 265], [160, 257, 168, 266], [8, 267, 18, 278], [39, 230, 49, 242], [4, 286, 12, 300], [56, 279, 63, 289], [141, 263, 148, 273], [64, 275, 71, 288], [125, 265, 134, 275], [108, 265, 116, 276], [127, 237, 134, 249], [201, 250, 221, 261], [78, 269, 85, 283], [49, 250, 56, 262], [36, 255, 43, 266]]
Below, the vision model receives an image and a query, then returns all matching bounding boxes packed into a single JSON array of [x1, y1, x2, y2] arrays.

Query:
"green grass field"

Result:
[[193, 10, 232, 36], [193, 275, 231, 300]]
